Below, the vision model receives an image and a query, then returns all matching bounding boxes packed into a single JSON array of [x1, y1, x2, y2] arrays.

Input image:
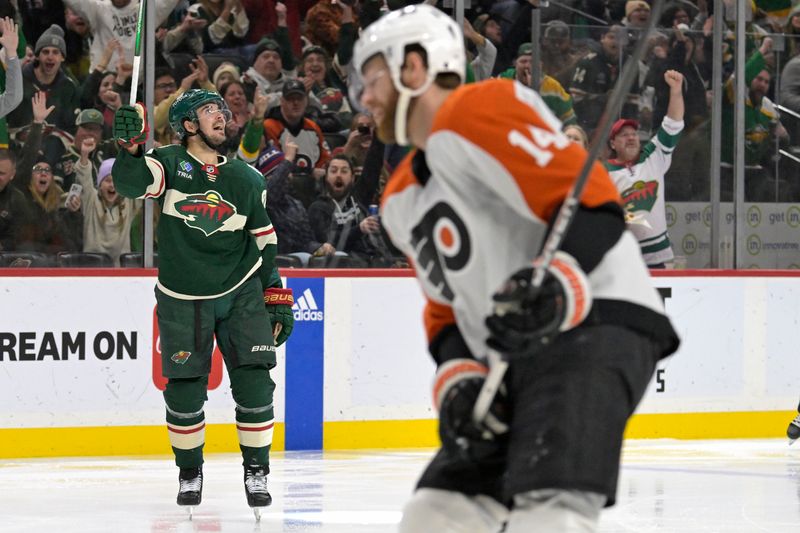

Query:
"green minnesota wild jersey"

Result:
[[113, 144, 277, 299]]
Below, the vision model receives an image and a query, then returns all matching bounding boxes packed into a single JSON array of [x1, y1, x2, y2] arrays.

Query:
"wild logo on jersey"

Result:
[[171, 350, 192, 364], [174, 191, 236, 236], [621, 180, 658, 213], [410, 202, 471, 302]]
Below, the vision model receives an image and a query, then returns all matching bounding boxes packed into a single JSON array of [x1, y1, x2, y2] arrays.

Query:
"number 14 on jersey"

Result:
[[508, 125, 570, 167]]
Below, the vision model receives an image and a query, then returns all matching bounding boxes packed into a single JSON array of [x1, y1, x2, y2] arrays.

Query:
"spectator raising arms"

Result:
[[75, 144, 140, 266], [605, 70, 685, 269], [80, 39, 131, 138], [0, 5, 27, 150], [7, 24, 80, 133], [62, 0, 181, 72], [0, 16, 23, 119], [12, 91, 82, 254], [42, 108, 118, 190], [161, 3, 207, 57], [194, 0, 249, 54]]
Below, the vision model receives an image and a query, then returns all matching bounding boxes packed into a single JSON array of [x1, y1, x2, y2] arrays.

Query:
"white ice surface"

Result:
[[1, 439, 799, 532]]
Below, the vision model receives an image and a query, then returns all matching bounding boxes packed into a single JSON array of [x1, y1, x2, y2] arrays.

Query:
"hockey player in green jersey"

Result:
[[111, 89, 294, 520]]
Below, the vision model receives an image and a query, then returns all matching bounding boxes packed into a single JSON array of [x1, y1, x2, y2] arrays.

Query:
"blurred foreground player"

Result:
[[111, 89, 294, 520], [351, 5, 680, 532]]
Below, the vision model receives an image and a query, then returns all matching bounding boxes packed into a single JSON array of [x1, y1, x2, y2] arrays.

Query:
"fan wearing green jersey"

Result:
[[111, 89, 293, 518]]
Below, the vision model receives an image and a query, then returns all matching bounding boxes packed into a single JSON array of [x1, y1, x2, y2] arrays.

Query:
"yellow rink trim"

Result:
[[0, 423, 286, 459], [623, 410, 793, 440], [324, 419, 439, 449], [0, 411, 794, 458]]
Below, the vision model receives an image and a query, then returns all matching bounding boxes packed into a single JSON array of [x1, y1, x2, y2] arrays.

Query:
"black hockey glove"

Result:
[[433, 359, 509, 461], [485, 251, 592, 357], [113, 103, 148, 146]]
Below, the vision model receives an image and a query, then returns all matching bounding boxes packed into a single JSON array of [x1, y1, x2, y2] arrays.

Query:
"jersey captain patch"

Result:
[[163, 189, 247, 236]]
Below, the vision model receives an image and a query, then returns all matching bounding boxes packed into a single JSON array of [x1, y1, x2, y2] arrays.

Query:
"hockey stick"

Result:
[[129, 0, 147, 105], [472, 0, 666, 426]]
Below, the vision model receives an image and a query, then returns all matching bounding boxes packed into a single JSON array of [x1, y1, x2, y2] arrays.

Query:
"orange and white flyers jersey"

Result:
[[381, 79, 667, 359]]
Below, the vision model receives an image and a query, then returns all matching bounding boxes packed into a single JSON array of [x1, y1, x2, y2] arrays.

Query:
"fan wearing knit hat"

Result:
[[6, 21, 81, 134], [213, 62, 241, 91], [35, 24, 66, 59], [625, 0, 651, 28], [34, 24, 66, 85]]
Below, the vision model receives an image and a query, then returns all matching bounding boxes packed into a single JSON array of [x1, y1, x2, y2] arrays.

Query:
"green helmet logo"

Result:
[[169, 89, 228, 138]]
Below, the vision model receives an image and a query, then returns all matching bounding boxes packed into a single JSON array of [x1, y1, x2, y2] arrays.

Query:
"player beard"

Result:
[[374, 89, 400, 144]]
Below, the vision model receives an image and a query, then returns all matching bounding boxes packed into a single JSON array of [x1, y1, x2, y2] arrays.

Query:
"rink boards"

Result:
[[0, 269, 799, 458]]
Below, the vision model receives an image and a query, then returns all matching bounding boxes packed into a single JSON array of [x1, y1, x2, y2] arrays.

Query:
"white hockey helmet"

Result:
[[350, 4, 466, 145]]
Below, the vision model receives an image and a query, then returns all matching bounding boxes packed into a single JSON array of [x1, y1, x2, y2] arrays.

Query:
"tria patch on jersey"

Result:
[[177, 160, 194, 180], [163, 189, 247, 236], [622, 180, 658, 213]]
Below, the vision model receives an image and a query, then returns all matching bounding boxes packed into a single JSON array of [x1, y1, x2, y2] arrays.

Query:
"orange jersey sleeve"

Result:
[[423, 297, 457, 344], [263, 119, 284, 148]]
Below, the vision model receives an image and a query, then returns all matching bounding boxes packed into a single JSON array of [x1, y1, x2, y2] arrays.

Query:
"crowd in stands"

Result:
[[0, 0, 797, 268]]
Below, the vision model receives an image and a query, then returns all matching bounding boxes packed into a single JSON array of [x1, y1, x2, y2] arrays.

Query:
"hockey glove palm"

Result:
[[113, 103, 148, 145], [434, 359, 509, 461], [485, 251, 592, 357], [264, 287, 294, 346]]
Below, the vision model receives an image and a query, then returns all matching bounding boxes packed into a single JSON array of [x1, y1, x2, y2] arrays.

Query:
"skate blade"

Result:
[[790, 437, 798, 445], [253, 507, 262, 522], [185, 505, 194, 520]]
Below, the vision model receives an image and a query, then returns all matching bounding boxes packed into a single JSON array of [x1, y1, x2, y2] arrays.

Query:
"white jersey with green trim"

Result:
[[605, 117, 684, 267]]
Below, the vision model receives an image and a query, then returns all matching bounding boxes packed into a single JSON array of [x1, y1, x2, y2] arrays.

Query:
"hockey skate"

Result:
[[788, 414, 800, 444], [177, 466, 203, 519], [244, 464, 272, 521]]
